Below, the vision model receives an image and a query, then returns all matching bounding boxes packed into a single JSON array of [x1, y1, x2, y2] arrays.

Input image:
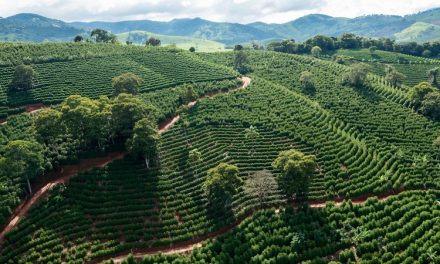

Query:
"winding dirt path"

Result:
[[158, 76, 251, 134], [0, 77, 251, 246], [96, 189, 409, 264]]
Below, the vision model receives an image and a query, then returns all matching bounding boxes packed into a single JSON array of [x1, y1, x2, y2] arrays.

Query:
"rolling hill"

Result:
[[394, 22, 440, 43], [1, 8, 440, 45], [0, 45, 439, 263], [116, 31, 225, 52]]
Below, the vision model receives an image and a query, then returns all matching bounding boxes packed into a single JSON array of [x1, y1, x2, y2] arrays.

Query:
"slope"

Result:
[[116, 31, 225, 52], [394, 22, 440, 43]]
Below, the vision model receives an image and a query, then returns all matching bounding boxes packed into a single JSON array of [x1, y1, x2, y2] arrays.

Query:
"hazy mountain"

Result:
[[394, 22, 440, 43], [0, 13, 84, 42], [1, 8, 440, 44]]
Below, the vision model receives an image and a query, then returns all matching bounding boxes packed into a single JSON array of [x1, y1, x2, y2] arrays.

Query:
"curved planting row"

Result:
[[0, 123, 319, 263], [0, 45, 237, 117], [120, 190, 440, 264]]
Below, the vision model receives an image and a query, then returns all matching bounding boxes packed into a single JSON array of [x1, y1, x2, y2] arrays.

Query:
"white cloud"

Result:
[[0, 0, 438, 23]]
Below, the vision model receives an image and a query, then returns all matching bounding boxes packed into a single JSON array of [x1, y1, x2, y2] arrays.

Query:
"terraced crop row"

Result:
[[201, 51, 440, 187], [134, 191, 440, 264], [0, 44, 237, 117], [335, 49, 440, 64], [0, 123, 317, 263]]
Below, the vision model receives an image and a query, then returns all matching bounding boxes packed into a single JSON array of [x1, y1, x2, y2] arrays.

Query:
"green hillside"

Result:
[[0, 43, 236, 118], [1, 47, 439, 263], [394, 22, 440, 43], [116, 31, 226, 52]]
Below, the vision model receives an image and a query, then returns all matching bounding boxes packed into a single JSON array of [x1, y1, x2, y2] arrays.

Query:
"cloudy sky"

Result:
[[1, 0, 439, 23]]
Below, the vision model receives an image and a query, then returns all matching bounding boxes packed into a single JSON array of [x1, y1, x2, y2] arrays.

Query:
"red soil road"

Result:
[[0, 76, 251, 245], [0, 152, 127, 246], [97, 189, 409, 264], [157, 76, 252, 134], [0, 103, 46, 125]]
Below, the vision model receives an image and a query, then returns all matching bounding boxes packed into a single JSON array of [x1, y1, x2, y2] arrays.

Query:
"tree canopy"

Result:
[[342, 63, 369, 88], [408, 82, 436, 106], [112, 72, 143, 95], [203, 163, 241, 208], [272, 149, 316, 199], [1, 140, 44, 194], [146, 37, 161, 46], [91, 29, 117, 43], [126, 118, 159, 169], [9, 64, 37, 92]]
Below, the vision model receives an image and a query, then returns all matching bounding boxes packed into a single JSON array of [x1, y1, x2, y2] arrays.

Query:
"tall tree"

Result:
[[342, 63, 369, 88], [91, 29, 117, 43], [112, 72, 143, 95], [73, 35, 84, 42], [385, 65, 406, 88], [111, 93, 158, 138], [311, 46, 322, 57], [126, 118, 159, 168], [245, 170, 279, 207], [146, 37, 161, 46], [188, 148, 203, 177], [3, 140, 44, 194], [33, 109, 65, 144], [272, 149, 316, 200], [234, 51, 250, 74], [203, 163, 241, 208], [428, 67, 439, 87], [9, 64, 37, 92], [299, 71, 315, 92], [408, 82, 436, 106]]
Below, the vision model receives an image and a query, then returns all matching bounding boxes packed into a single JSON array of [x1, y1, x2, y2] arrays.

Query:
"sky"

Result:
[[0, 0, 439, 24]]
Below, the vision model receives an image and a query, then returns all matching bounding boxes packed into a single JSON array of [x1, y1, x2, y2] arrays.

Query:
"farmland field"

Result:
[[0, 42, 439, 264]]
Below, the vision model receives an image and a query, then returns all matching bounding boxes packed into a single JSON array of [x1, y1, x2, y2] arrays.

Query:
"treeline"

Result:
[[266, 33, 440, 58]]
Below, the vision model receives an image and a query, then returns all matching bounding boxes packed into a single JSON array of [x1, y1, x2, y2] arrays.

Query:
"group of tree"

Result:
[[267, 33, 440, 58], [408, 81, 440, 120], [203, 148, 316, 209], [342, 63, 370, 88], [2, 90, 160, 195]]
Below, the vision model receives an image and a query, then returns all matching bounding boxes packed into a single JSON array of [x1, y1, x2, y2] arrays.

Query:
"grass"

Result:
[[116, 31, 227, 52]]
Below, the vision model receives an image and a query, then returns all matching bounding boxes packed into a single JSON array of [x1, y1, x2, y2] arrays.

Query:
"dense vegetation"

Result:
[[121, 191, 440, 264], [0, 43, 237, 118], [0, 43, 439, 264]]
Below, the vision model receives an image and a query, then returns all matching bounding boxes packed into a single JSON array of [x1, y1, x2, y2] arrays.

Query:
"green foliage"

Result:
[[126, 118, 159, 168], [420, 91, 440, 120], [203, 163, 241, 208], [272, 149, 316, 199], [1, 140, 44, 193], [9, 64, 37, 92], [311, 46, 322, 57], [146, 37, 161, 46], [91, 29, 117, 43], [112, 72, 143, 95], [342, 63, 370, 87], [385, 65, 406, 87], [428, 67, 439, 87], [33, 108, 65, 143], [245, 170, 279, 207], [111, 93, 158, 138], [234, 50, 250, 74], [408, 82, 436, 105], [299, 71, 315, 93]]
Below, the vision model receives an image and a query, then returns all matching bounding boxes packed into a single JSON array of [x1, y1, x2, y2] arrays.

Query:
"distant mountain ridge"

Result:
[[0, 8, 439, 44]]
